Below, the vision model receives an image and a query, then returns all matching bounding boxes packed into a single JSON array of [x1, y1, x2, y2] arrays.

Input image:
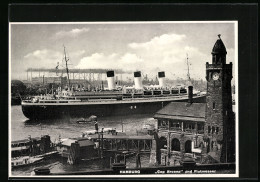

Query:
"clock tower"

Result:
[[205, 35, 235, 163]]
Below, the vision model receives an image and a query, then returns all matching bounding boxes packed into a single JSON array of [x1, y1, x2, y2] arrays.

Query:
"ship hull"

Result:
[[21, 95, 206, 120]]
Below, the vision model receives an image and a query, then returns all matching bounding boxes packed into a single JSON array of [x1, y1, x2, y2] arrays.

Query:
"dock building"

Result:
[[150, 35, 235, 165]]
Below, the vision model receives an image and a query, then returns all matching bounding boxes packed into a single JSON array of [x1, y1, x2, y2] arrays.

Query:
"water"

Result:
[[10, 106, 235, 176], [10, 106, 155, 176]]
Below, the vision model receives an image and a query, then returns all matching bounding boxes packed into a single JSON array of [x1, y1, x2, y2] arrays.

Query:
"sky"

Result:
[[10, 22, 236, 81]]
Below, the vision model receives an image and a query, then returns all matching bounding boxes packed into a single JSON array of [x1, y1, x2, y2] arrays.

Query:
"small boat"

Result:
[[179, 158, 196, 167], [11, 135, 55, 158], [136, 122, 156, 135], [33, 167, 51, 175], [11, 137, 41, 158], [82, 128, 117, 136], [142, 123, 155, 130], [76, 115, 97, 124], [11, 156, 44, 168], [76, 118, 91, 124]]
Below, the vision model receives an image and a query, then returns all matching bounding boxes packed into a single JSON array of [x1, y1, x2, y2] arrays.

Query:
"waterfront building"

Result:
[[205, 34, 235, 163], [152, 86, 206, 165], [150, 35, 235, 165]]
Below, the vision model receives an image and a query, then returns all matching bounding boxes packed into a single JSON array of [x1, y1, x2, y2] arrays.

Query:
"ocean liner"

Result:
[[21, 48, 206, 120], [21, 70, 206, 120]]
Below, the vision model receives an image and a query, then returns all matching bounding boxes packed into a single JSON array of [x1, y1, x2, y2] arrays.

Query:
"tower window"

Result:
[[212, 126, 215, 134], [213, 102, 216, 110], [216, 127, 219, 134], [208, 126, 211, 134]]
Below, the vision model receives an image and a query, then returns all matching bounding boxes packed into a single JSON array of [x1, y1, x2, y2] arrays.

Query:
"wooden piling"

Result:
[[110, 157, 112, 169], [68, 142, 80, 165]]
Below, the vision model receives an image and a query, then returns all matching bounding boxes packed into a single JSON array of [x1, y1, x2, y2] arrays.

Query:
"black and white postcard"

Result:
[[8, 4, 258, 179], [9, 21, 238, 178]]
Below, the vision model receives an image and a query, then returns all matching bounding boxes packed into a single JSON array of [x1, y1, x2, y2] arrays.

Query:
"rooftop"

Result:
[[11, 137, 41, 144], [61, 138, 95, 147], [154, 102, 206, 122], [212, 37, 227, 54]]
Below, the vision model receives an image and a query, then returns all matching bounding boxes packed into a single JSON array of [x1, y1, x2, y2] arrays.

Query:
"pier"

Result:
[[89, 134, 153, 153]]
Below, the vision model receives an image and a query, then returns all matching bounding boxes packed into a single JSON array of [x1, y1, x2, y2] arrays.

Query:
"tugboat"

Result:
[[11, 135, 58, 168], [76, 115, 97, 124]]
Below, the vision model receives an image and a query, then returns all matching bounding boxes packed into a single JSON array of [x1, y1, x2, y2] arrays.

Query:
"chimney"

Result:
[[158, 71, 166, 88], [106, 71, 116, 90], [188, 86, 193, 104], [134, 71, 143, 89]]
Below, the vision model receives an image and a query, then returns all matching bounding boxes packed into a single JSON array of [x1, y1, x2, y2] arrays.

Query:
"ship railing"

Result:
[[83, 96, 185, 103], [22, 93, 200, 104], [122, 95, 183, 101]]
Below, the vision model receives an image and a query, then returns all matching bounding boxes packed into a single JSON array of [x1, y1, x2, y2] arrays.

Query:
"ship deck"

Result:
[[21, 95, 205, 106]]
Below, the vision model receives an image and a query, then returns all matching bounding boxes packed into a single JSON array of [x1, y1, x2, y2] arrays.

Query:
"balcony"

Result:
[[158, 126, 168, 130], [197, 129, 204, 134], [158, 126, 204, 135], [169, 127, 182, 132], [183, 129, 196, 133]]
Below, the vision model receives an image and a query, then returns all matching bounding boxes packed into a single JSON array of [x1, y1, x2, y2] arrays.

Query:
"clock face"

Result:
[[212, 72, 219, 80]]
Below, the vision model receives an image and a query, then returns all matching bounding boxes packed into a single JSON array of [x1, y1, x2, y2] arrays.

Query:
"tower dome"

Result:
[[212, 34, 227, 54], [211, 34, 227, 64]]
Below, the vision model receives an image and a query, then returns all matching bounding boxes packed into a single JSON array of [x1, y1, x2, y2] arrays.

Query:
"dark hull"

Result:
[[21, 96, 206, 120]]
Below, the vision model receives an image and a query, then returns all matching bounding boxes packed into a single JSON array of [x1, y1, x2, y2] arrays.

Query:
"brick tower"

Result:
[[205, 35, 235, 163]]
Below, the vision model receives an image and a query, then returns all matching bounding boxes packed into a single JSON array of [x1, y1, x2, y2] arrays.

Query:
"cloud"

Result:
[[23, 49, 87, 69], [127, 33, 210, 79], [129, 34, 186, 50], [75, 53, 119, 69], [67, 50, 86, 58], [24, 49, 63, 68], [54, 28, 89, 39], [75, 53, 144, 71], [119, 53, 143, 64], [73, 33, 211, 79], [74, 33, 235, 80]]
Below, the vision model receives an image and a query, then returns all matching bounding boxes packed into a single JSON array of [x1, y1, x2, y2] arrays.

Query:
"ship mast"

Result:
[[63, 45, 70, 88], [186, 53, 191, 85]]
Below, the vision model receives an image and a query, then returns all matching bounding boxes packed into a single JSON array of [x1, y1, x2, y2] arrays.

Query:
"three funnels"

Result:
[[158, 71, 166, 88], [134, 71, 143, 89], [106, 71, 116, 90]]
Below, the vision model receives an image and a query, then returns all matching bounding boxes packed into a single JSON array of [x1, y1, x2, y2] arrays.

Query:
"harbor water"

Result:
[[10, 105, 155, 176]]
